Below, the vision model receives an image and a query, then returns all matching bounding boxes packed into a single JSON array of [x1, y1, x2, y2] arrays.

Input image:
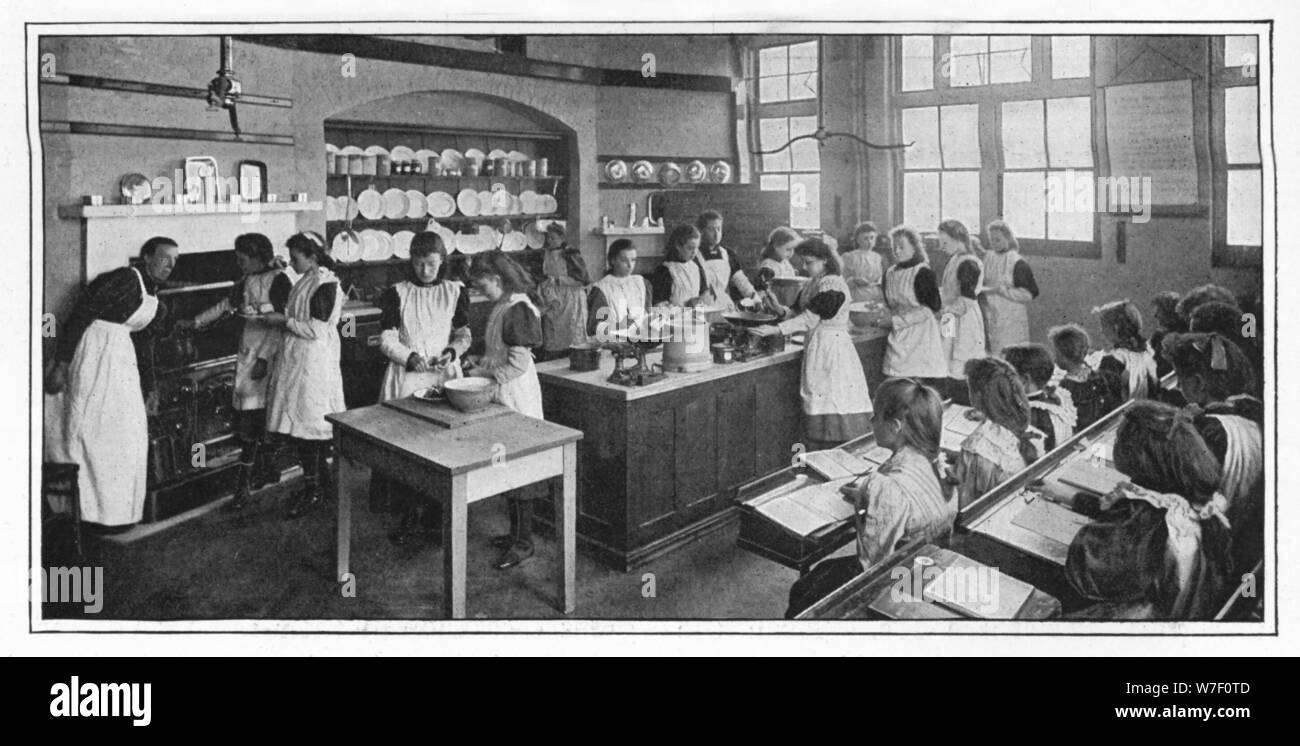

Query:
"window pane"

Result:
[[1051, 36, 1091, 79], [902, 107, 941, 169], [760, 174, 789, 192], [901, 36, 934, 92], [758, 75, 787, 103], [942, 171, 981, 234], [759, 46, 788, 77], [1227, 168, 1262, 246], [790, 173, 821, 229], [1002, 171, 1046, 239], [950, 35, 988, 87], [789, 116, 821, 171], [1047, 97, 1093, 168], [940, 104, 981, 168], [760, 118, 791, 172], [1224, 36, 1258, 68], [1047, 170, 1094, 240], [789, 41, 818, 74], [1225, 86, 1260, 165], [1002, 100, 1046, 169], [904, 172, 941, 230], [990, 36, 1032, 84], [790, 71, 819, 100]]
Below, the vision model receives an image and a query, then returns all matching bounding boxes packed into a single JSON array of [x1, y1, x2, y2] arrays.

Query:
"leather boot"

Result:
[[494, 498, 534, 569], [285, 478, 322, 519], [490, 497, 518, 550], [225, 463, 254, 512]]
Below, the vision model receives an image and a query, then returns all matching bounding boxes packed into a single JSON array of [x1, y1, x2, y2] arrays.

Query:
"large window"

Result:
[[1214, 35, 1262, 266], [754, 39, 821, 228], [894, 35, 1097, 256]]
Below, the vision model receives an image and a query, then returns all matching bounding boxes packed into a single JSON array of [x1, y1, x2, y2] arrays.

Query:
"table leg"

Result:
[[335, 435, 352, 584], [442, 474, 468, 619], [558, 442, 577, 614]]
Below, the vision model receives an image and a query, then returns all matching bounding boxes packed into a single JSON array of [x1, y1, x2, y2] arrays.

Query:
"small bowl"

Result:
[[442, 377, 494, 413]]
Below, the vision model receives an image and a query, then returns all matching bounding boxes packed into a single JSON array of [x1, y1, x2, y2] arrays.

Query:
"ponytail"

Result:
[[964, 357, 1037, 461], [872, 377, 948, 494]]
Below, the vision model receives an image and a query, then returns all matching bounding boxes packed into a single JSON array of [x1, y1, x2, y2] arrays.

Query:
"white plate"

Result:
[[710, 161, 733, 184], [501, 231, 528, 253], [364, 145, 389, 157], [490, 188, 513, 216], [455, 230, 480, 255], [377, 231, 394, 261], [339, 145, 364, 156], [326, 143, 340, 154], [404, 189, 427, 219], [630, 160, 654, 183], [427, 191, 455, 218], [456, 188, 480, 217], [464, 148, 486, 163], [685, 160, 708, 183], [359, 230, 382, 261], [392, 230, 415, 260], [389, 146, 416, 162], [477, 190, 495, 215], [441, 149, 465, 171], [507, 150, 529, 162], [524, 220, 545, 249], [519, 190, 538, 214], [428, 222, 457, 253], [332, 231, 362, 263], [539, 195, 558, 214], [603, 160, 628, 182], [381, 188, 408, 220], [357, 188, 384, 220], [488, 149, 508, 161], [414, 149, 438, 171], [478, 225, 500, 251]]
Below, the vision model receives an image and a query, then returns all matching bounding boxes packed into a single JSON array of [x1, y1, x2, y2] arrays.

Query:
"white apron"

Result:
[[378, 280, 465, 401], [939, 253, 987, 379], [840, 249, 884, 304], [592, 273, 647, 336], [1095, 346, 1159, 400], [265, 267, 346, 440], [759, 257, 796, 279], [484, 294, 544, 419], [1029, 388, 1077, 451], [980, 249, 1031, 355], [1208, 413, 1263, 512], [779, 275, 872, 417], [63, 268, 158, 525], [883, 262, 947, 378], [233, 270, 285, 411], [699, 247, 737, 311], [664, 260, 704, 308]]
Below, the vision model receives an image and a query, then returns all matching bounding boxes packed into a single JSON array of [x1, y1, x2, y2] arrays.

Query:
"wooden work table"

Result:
[[535, 325, 888, 571]]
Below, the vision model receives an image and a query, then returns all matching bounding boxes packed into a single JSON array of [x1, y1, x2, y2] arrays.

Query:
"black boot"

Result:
[[224, 463, 255, 512], [494, 498, 534, 570], [285, 478, 322, 519], [490, 497, 519, 550]]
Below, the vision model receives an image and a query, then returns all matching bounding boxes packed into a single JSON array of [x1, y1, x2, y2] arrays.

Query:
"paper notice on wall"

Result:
[[1104, 79, 1199, 205]]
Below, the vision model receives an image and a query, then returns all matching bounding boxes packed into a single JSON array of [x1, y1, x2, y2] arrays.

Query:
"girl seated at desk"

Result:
[[953, 357, 1041, 509], [1149, 290, 1187, 380], [1064, 401, 1234, 620], [785, 378, 954, 618], [1048, 324, 1123, 430], [1090, 299, 1160, 401], [1002, 343, 1077, 454], [1163, 332, 1263, 570]]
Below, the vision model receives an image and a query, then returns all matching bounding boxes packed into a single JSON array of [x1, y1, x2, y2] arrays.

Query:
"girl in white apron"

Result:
[[979, 220, 1038, 354], [1002, 343, 1077, 454], [1065, 401, 1233, 620], [883, 226, 947, 382], [46, 237, 178, 528], [840, 221, 885, 305], [758, 226, 800, 279], [262, 232, 347, 519], [465, 252, 546, 570], [1164, 332, 1264, 570], [537, 222, 591, 361], [182, 233, 292, 511], [952, 357, 1042, 509], [694, 210, 757, 311], [758, 238, 872, 447], [587, 239, 652, 340], [375, 232, 473, 545], [1088, 299, 1159, 400], [649, 225, 709, 308], [935, 220, 986, 405]]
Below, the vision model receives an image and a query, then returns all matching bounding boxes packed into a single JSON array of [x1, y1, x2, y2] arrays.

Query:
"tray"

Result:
[[382, 396, 512, 429]]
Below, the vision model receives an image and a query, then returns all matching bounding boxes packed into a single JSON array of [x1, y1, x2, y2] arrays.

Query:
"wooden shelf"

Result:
[[60, 201, 322, 220], [598, 182, 733, 190], [333, 249, 543, 270], [328, 174, 564, 182], [592, 226, 666, 236], [327, 213, 561, 227]]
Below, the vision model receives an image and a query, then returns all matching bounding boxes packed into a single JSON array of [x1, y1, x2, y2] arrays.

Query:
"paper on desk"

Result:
[[802, 448, 873, 480], [855, 443, 894, 466], [922, 554, 1035, 619], [754, 477, 856, 537], [1011, 497, 1092, 547], [1055, 459, 1128, 496], [943, 405, 981, 437]]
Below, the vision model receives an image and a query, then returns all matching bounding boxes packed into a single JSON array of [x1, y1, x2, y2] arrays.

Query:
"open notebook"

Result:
[[801, 449, 875, 481], [1011, 497, 1092, 547], [752, 477, 857, 538], [922, 554, 1036, 619]]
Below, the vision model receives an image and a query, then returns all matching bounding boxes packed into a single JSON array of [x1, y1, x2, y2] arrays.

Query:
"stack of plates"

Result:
[[381, 188, 408, 219], [357, 188, 384, 220], [358, 229, 394, 261]]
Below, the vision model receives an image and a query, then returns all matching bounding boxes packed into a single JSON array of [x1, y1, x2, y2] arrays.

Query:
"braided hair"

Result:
[[964, 357, 1040, 465], [872, 377, 949, 496]]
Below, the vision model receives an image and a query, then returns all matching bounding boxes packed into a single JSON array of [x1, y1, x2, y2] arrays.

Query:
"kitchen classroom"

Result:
[[37, 29, 1268, 623]]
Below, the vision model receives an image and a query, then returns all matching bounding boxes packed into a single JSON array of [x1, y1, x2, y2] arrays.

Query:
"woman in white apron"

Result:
[[649, 224, 709, 308], [1088, 299, 1159, 400], [262, 232, 346, 519], [587, 239, 651, 340], [840, 221, 885, 304], [376, 231, 473, 545], [695, 210, 758, 311], [882, 226, 947, 383], [979, 220, 1038, 354], [537, 222, 591, 361], [180, 233, 292, 511], [45, 237, 178, 529], [935, 220, 986, 405], [757, 239, 872, 447], [465, 252, 546, 569]]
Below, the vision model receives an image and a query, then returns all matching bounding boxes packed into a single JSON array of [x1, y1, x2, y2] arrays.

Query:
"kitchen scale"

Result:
[[604, 330, 666, 387]]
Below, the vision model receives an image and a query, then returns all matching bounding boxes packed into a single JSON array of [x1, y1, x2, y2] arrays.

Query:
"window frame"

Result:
[[1211, 35, 1263, 269], [751, 37, 823, 229]]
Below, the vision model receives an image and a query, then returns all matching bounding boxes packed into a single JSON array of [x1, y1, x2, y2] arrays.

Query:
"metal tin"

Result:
[[711, 343, 736, 364]]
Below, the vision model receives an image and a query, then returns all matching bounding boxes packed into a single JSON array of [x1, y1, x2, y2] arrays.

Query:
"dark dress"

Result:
[[1058, 366, 1122, 431]]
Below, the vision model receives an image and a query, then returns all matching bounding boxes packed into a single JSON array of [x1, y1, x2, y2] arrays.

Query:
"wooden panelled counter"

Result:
[[535, 327, 888, 571]]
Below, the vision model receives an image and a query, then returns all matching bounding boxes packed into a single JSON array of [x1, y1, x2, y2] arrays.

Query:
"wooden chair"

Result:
[[41, 462, 82, 559]]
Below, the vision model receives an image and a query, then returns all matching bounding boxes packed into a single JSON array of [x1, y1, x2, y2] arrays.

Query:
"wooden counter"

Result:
[[535, 326, 888, 571]]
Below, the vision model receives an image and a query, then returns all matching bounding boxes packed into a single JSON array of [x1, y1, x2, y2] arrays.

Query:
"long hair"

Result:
[[985, 220, 1018, 252], [1048, 323, 1092, 368], [665, 224, 701, 262], [937, 219, 972, 253], [233, 233, 275, 267], [1114, 401, 1222, 505], [1162, 332, 1257, 401], [468, 250, 534, 296], [760, 226, 801, 263], [888, 225, 930, 265], [964, 357, 1039, 464], [286, 231, 333, 270], [794, 237, 842, 276], [1093, 299, 1146, 353], [872, 377, 948, 494]]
